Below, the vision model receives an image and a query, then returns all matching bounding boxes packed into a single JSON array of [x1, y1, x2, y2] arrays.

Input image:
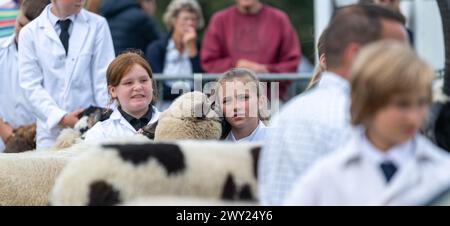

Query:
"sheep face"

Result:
[[155, 92, 223, 140]]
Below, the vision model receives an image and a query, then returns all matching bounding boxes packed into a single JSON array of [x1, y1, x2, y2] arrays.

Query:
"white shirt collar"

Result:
[[360, 131, 416, 168], [340, 126, 437, 169], [110, 105, 160, 124], [317, 71, 350, 94], [226, 121, 266, 142], [48, 5, 77, 28]]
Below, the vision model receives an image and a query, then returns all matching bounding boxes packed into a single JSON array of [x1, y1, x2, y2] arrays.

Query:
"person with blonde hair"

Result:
[[145, 0, 204, 110], [285, 41, 450, 206], [305, 29, 327, 90], [213, 68, 269, 142]]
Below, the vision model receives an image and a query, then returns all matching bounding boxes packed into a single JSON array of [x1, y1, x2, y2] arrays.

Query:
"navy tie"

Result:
[[58, 19, 71, 55], [380, 161, 397, 183]]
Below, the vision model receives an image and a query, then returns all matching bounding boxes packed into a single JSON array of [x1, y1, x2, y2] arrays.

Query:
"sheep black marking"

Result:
[[221, 174, 256, 201], [251, 147, 261, 179], [238, 185, 254, 200], [102, 143, 186, 175], [88, 181, 121, 206]]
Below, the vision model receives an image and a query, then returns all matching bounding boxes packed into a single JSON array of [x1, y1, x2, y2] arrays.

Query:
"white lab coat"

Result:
[[18, 5, 115, 149], [0, 35, 35, 152], [83, 106, 160, 143], [284, 127, 450, 206]]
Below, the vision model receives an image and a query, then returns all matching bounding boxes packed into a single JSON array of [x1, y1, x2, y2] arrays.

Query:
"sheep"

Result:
[[49, 140, 261, 206], [56, 91, 223, 148], [0, 92, 224, 206], [53, 106, 113, 150], [154, 91, 223, 141], [0, 143, 83, 205]]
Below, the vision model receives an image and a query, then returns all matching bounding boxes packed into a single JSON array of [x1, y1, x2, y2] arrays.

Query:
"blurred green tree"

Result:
[[154, 0, 315, 64]]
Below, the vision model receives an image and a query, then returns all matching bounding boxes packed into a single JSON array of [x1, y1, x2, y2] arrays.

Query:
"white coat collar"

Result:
[[341, 126, 445, 167], [37, 4, 89, 54]]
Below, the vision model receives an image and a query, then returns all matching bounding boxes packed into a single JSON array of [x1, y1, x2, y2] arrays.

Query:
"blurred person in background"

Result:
[[285, 41, 450, 206], [100, 0, 161, 54], [201, 0, 301, 102], [139, 0, 156, 17], [84, 0, 102, 14], [259, 4, 408, 206], [0, 0, 21, 38], [359, 0, 414, 45], [0, 0, 50, 152], [145, 0, 204, 110]]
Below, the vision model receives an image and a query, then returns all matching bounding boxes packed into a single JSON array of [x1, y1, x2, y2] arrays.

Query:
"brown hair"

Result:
[[359, 0, 403, 16], [350, 41, 433, 126], [107, 51, 158, 105], [21, 0, 50, 21], [83, 0, 102, 14], [325, 4, 405, 69]]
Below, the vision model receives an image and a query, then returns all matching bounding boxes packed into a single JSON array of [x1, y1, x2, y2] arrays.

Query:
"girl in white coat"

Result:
[[284, 41, 450, 206], [18, 0, 115, 149], [84, 51, 160, 142], [213, 68, 269, 142]]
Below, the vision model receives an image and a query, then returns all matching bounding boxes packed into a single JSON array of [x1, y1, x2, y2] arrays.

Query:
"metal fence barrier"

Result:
[[153, 71, 445, 104], [153, 73, 314, 103]]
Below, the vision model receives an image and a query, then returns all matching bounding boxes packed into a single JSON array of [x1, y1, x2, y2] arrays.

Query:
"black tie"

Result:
[[58, 19, 71, 55], [380, 161, 397, 183]]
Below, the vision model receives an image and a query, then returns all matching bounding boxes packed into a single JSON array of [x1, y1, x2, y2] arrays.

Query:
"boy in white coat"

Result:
[[0, 0, 50, 152], [284, 41, 450, 206], [18, 0, 115, 148]]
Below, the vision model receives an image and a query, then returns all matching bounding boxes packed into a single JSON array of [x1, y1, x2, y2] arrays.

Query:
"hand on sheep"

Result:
[[59, 109, 84, 128], [0, 119, 13, 143]]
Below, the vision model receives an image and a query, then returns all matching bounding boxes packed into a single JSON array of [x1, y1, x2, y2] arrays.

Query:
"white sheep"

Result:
[[50, 140, 261, 206], [0, 143, 83, 205], [0, 91, 225, 206], [154, 91, 223, 141]]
